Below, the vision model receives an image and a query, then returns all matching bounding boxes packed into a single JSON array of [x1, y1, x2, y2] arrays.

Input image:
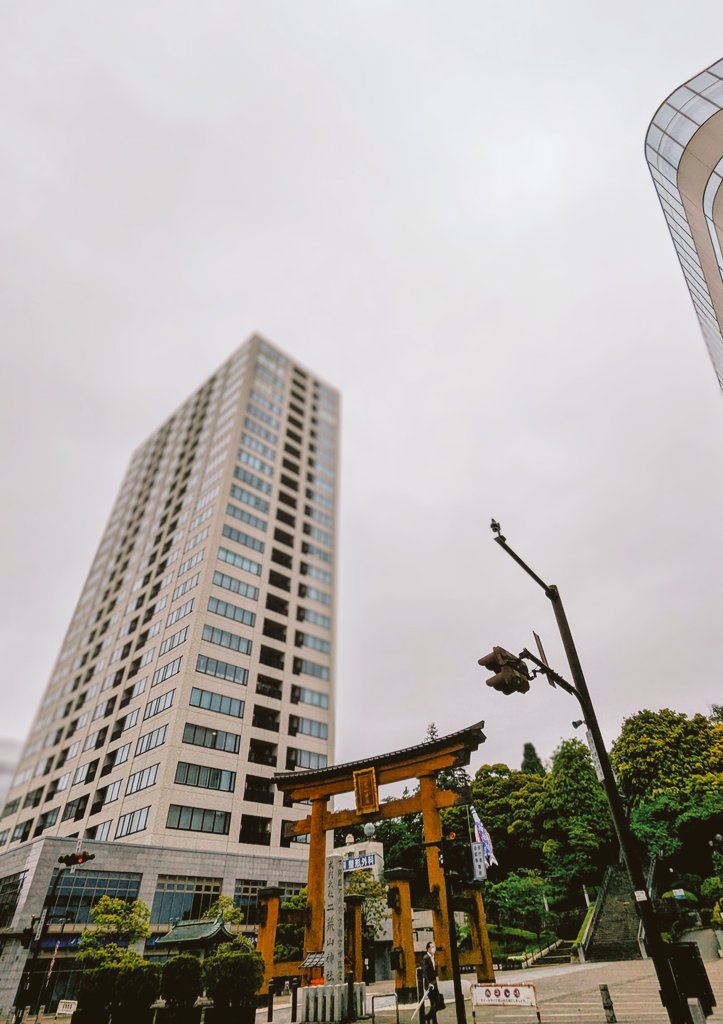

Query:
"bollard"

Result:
[[347, 972, 356, 1023], [268, 982, 275, 1022], [599, 984, 617, 1024], [291, 979, 299, 1023]]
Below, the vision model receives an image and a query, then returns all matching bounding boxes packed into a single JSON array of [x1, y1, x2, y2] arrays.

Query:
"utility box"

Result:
[[666, 942, 715, 1017]]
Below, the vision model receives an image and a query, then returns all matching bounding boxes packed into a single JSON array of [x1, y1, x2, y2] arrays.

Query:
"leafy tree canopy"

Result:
[[203, 939, 264, 1008], [485, 870, 548, 933], [539, 739, 614, 890], [202, 894, 244, 925], [78, 895, 151, 953], [344, 870, 387, 941], [610, 708, 723, 806], [471, 763, 546, 872]]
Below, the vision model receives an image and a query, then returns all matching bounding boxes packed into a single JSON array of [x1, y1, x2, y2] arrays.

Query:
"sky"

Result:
[[2, 2, 723, 786]]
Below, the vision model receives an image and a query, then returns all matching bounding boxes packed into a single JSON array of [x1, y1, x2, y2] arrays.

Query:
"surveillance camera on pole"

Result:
[[477, 646, 531, 694]]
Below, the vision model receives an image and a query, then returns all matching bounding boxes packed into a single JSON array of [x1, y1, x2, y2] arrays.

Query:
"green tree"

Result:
[[611, 709, 723, 806], [538, 739, 614, 902], [701, 875, 723, 907], [161, 953, 203, 1010], [344, 870, 387, 942], [521, 743, 545, 775], [114, 961, 161, 1013], [373, 810, 424, 881], [485, 870, 549, 935], [470, 763, 546, 872], [203, 894, 245, 925], [274, 887, 307, 962], [78, 894, 151, 950], [203, 937, 264, 1010]]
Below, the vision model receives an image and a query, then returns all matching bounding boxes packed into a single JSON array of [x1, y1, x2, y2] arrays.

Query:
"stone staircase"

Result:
[[528, 939, 574, 967], [583, 865, 643, 962]]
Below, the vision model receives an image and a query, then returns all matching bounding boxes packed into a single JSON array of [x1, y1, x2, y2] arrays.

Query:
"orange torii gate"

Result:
[[274, 721, 489, 988]]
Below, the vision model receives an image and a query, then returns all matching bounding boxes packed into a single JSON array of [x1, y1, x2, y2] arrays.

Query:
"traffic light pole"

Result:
[[491, 523, 693, 1024], [15, 851, 95, 1020], [17, 865, 67, 1020], [424, 839, 466, 1024]]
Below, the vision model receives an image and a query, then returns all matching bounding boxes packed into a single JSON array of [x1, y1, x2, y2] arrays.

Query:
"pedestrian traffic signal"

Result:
[[478, 646, 531, 695], [58, 851, 95, 866]]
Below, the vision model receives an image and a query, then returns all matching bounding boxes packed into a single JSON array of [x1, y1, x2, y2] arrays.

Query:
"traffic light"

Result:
[[58, 851, 95, 866], [478, 646, 531, 695]]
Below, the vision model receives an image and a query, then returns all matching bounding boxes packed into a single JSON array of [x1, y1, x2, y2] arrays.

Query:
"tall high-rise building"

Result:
[[646, 58, 723, 388], [0, 335, 338, 1013]]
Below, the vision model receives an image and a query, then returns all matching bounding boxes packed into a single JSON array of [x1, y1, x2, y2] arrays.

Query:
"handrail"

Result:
[[636, 855, 656, 959], [581, 865, 615, 959]]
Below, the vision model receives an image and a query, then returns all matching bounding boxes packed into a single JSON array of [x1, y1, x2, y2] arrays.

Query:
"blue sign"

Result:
[[343, 854, 376, 872]]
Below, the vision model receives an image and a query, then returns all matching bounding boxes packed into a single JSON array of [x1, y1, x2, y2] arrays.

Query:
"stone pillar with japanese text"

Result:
[[324, 854, 345, 983]]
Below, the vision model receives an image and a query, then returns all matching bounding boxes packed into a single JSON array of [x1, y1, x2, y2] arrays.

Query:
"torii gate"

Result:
[[273, 721, 491, 992]]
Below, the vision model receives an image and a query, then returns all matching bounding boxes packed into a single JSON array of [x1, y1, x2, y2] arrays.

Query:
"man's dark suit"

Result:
[[422, 951, 439, 1022]]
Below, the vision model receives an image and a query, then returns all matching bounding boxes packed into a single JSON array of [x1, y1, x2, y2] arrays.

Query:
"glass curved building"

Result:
[[645, 58, 723, 387]]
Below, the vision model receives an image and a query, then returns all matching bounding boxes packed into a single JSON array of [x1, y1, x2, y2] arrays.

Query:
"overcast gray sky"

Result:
[[2, 2, 723, 782]]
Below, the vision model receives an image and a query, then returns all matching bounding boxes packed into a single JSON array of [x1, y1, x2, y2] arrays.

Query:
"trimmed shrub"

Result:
[[161, 953, 203, 1010], [76, 965, 116, 1021], [203, 940, 264, 1011], [114, 961, 161, 1011]]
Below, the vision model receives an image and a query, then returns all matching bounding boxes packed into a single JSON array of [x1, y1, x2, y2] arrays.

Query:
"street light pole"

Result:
[[490, 522, 692, 1024]]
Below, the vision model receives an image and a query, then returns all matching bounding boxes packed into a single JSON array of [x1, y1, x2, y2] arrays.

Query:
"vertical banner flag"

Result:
[[471, 805, 498, 866]]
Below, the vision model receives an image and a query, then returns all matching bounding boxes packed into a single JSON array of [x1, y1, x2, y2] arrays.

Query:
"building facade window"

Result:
[[293, 657, 330, 681], [238, 813, 271, 846], [189, 687, 244, 719], [229, 482, 270, 514], [286, 748, 327, 771], [289, 716, 328, 740], [201, 624, 252, 656], [212, 570, 259, 602], [52, 869, 141, 924], [207, 597, 256, 628], [218, 547, 262, 577], [233, 878, 267, 925], [151, 657, 182, 687], [150, 874, 222, 924], [136, 724, 167, 756], [166, 804, 231, 835], [0, 870, 27, 927], [196, 654, 248, 685], [291, 685, 329, 709], [174, 761, 236, 792], [182, 722, 240, 754], [126, 763, 159, 795], [115, 805, 150, 838], [144, 689, 175, 719]]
